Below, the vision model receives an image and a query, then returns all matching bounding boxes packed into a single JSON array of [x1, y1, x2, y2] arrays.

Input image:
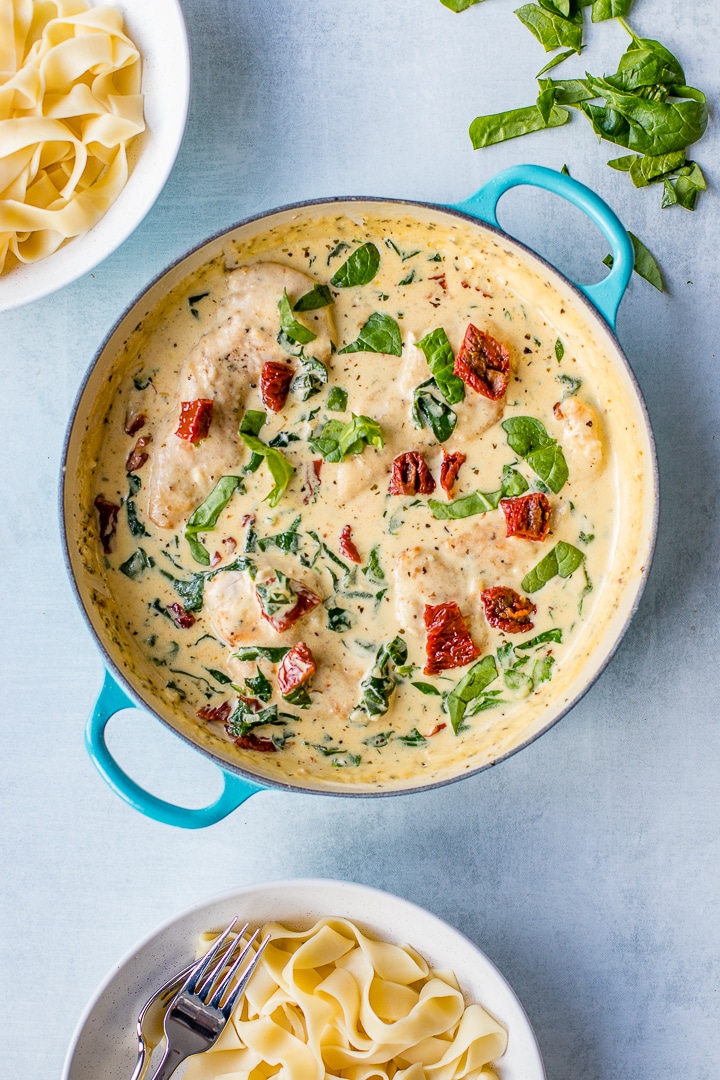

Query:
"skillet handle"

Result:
[[85, 669, 264, 829], [450, 164, 634, 330]]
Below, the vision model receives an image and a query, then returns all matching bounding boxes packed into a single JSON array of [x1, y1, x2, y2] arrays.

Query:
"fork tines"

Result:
[[193, 924, 270, 1018]]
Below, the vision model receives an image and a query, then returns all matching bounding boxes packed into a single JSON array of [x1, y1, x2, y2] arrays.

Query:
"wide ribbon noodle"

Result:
[[184, 918, 508, 1080], [0, 0, 144, 272]]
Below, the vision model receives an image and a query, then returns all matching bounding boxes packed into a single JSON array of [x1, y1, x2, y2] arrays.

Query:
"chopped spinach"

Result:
[[557, 373, 582, 398], [256, 515, 302, 554], [255, 570, 297, 618], [291, 353, 328, 401], [327, 605, 353, 632], [278, 289, 317, 345], [233, 645, 291, 663], [309, 414, 384, 462], [238, 428, 294, 507], [416, 328, 465, 405], [397, 728, 428, 746], [412, 380, 457, 443], [293, 283, 334, 311], [411, 681, 443, 696], [160, 569, 206, 611], [445, 655, 499, 733], [362, 545, 385, 585], [356, 636, 408, 719], [205, 668, 232, 685], [326, 386, 348, 412], [501, 416, 568, 493], [126, 473, 149, 538], [119, 548, 153, 580], [245, 668, 273, 703]]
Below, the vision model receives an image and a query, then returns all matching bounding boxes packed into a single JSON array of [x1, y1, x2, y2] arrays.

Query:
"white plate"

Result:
[[62, 879, 546, 1080], [0, 0, 190, 312]]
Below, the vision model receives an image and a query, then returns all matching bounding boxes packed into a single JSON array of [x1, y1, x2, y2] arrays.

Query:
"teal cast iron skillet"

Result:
[[61, 165, 658, 828]]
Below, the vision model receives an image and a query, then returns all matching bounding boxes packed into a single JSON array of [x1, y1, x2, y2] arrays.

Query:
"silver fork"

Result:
[[146, 920, 269, 1080]]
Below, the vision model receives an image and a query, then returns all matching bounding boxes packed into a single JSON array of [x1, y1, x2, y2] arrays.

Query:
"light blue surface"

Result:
[[1, 1, 719, 1078]]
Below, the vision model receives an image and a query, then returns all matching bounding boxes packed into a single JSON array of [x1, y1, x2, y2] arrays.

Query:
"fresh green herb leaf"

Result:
[[603, 231, 663, 291], [515, 4, 583, 53], [445, 655, 499, 733], [330, 242, 381, 288], [397, 728, 428, 746], [412, 681, 443, 696], [239, 410, 266, 437], [440, 0, 485, 9], [536, 47, 579, 77], [291, 354, 328, 401], [293, 283, 334, 311], [502, 416, 568, 492], [362, 545, 385, 585], [255, 570, 296, 618], [119, 548, 152, 579], [233, 646, 291, 663], [160, 570, 205, 611], [356, 636, 408, 718], [185, 475, 243, 565], [515, 628, 563, 648], [309, 414, 384, 462], [501, 465, 530, 497], [557, 373, 582, 398], [339, 313, 402, 356], [245, 668, 273, 703], [326, 386, 348, 411], [470, 103, 569, 148], [522, 540, 585, 592], [412, 382, 457, 443], [416, 327, 465, 405], [428, 489, 501, 520], [278, 290, 317, 345], [555, 338, 565, 362], [238, 431, 295, 506]]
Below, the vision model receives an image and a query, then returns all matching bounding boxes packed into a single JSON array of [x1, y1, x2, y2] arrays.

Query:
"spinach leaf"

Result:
[[557, 373, 582, 399], [293, 283, 333, 311], [581, 77, 707, 157], [239, 410, 266, 436], [268, 431, 301, 448], [603, 231, 663, 291], [385, 238, 421, 261], [440, 0, 485, 9], [521, 540, 585, 592], [326, 241, 350, 264], [362, 545, 385, 585], [673, 162, 706, 210], [416, 327, 465, 405], [412, 382, 457, 443], [227, 701, 297, 738], [126, 474, 149, 538], [309, 414, 384, 462], [291, 354, 328, 401], [356, 636, 408, 718], [233, 645, 291, 663], [120, 548, 153, 580], [283, 683, 313, 707], [256, 515, 302, 554], [555, 338, 565, 362], [255, 570, 296, 618], [501, 416, 568, 493], [330, 242, 381, 288], [327, 605, 352, 632], [238, 430, 295, 506], [160, 569, 205, 611], [278, 290, 317, 345], [591, 0, 631, 20], [363, 731, 394, 748], [339, 313, 403, 356], [515, 4, 583, 53], [412, 681, 443, 696], [206, 668, 232, 685], [428, 489, 501, 520], [608, 32, 685, 92], [501, 465, 529, 497], [188, 292, 210, 319], [445, 655, 499, 733], [326, 386, 348, 411], [245, 668, 273, 703], [515, 628, 563, 648], [185, 475, 244, 565], [470, 103, 569, 148], [397, 728, 428, 746], [536, 47, 578, 77]]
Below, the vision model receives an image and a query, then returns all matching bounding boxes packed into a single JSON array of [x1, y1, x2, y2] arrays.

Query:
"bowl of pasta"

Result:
[[61, 878, 546, 1080], [0, 0, 190, 311]]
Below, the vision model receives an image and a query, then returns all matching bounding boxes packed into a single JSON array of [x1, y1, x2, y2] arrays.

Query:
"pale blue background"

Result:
[[1, 1, 718, 1077]]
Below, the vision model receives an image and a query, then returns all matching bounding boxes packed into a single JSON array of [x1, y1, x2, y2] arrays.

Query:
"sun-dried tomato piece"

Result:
[[278, 642, 317, 695], [439, 450, 466, 498], [167, 602, 196, 629], [260, 580, 322, 634], [423, 601, 481, 676], [338, 525, 361, 563], [197, 701, 233, 723], [453, 323, 510, 400], [429, 273, 447, 291], [481, 586, 537, 634], [500, 492, 551, 542], [175, 399, 214, 442], [234, 733, 277, 752], [94, 495, 120, 554], [261, 361, 293, 412], [125, 435, 152, 472], [388, 452, 436, 496], [124, 411, 146, 435]]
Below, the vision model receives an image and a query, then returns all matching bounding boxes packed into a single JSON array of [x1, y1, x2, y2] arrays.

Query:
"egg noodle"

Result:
[[184, 918, 508, 1080], [0, 0, 144, 273]]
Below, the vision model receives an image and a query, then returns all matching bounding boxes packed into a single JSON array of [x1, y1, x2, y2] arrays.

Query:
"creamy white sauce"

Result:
[[73, 208, 653, 793]]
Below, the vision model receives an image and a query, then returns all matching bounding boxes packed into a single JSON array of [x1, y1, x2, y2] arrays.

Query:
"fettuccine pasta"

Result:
[[0, 0, 144, 273], [185, 918, 508, 1080]]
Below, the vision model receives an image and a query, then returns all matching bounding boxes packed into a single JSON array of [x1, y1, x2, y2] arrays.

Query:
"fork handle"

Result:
[[145, 1043, 188, 1080]]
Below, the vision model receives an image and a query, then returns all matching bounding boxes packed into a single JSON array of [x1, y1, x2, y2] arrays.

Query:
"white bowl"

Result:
[[0, 0, 190, 313], [61, 879, 546, 1080]]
